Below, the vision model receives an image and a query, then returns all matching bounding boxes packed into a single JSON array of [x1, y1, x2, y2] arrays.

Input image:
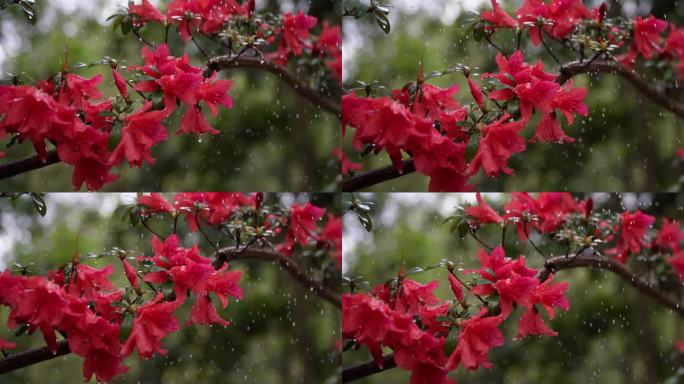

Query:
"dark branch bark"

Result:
[[0, 340, 70, 375], [213, 247, 341, 309], [0, 151, 60, 182], [341, 58, 684, 191], [340, 159, 415, 192], [205, 56, 341, 116], [342, 252, 684, 382], [539, 253, 684, 318], [341, 353, 396, 383], [557, 59, 684, 119]]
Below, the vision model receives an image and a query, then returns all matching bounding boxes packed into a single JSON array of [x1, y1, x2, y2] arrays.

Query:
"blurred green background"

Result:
[[343, 192, 684, 383], [0, 0, 340, 191], [342, 0, 684, 191], [0, 193, 341, 384]]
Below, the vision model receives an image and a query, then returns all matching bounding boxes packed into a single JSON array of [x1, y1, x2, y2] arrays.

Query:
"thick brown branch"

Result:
[[539, 253, 684, 318], [342, 252, 684, 381], [0, 340, 70, 375], [204, 56, 341, 116], [213, 246, 341, 308], [340, 159, 415, 192], [557, 59, 684, 119], [0, 150, 61, 182], [342, 353, 396, 383], [341, 58, 684, 191]]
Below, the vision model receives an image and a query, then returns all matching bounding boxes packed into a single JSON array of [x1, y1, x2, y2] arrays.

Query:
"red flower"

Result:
[[69, 264, 115, 299], [553, 80, 589, 125], [0, 338, 15, 350], [531, 112, 575, 144], [447, 308, 504, 370], [128, 0, 165, 24], [668, 250, 684, 280], [481, 0, 518, 29], [466, 193, 503, 224], [289, 203, 326, 247], [468, 115, 526, 177], [468, 78, 485, 110], [195, 74, 233, 116], [280, 11, 318, 56], [534, 275, 570, 319], [110, 102, 168, 167], [123, 293, 180, 358], [188, 295, 230, 327], [654, 218, 682, 251], [663, 25, 684, 58], [608, 210, 655, 263], [516, 307, 557, 338], [321, 213, 343, 267], [342, 293, 394, 367], [414, 138, 471, 192], [447, 273, 464, 304], [112, 69, 128, 99], [57, 74, 104, 109], [178, 105, 220, 135], [122, 260, 139, 289], [138, 193, 174, 214], [207, 266, 243, 308], [632, 16, 668, 59], [334, 147, 362, 175]]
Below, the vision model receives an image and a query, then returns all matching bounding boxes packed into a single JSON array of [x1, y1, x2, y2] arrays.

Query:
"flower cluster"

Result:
[[0, 44, 233, 190], [344, 193, 684, 381], [0, 236, 241, 382], [481, 0, 684, 78], [0, 193, 342, 381], [342, 247, 570, 383], [127, 0, 341, 82], [342, 50, 588, 191], [135, 192, 342, 268]]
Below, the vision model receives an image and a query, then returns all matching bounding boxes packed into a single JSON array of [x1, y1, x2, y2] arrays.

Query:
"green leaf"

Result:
[[29, 193, 46, 217], [374, 12, 391, 34]]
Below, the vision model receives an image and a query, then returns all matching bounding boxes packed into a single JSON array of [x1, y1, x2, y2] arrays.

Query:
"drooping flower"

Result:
[[632, 16, 668, 59], [138, 193, 174, 214], [447, 308, 504, 370], [128, 0, 165, 24], [188, 295, 230, 327], [110, 102, 168, 167], [466, 193, 503, 224], [468, 115, 526, 177], [112, 69, 128, 99], [481, 0, 518, 29], [123, 293, 180, 359], [608, 210, 655, 263]]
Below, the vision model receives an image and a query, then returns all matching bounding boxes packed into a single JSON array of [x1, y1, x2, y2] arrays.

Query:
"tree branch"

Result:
[[204, 56, 341, 116], [341, 58, 684, 191], [557, 59, 684, 119], [213, 246, 341, 309], [539, 253, 684, 318], [0, 340, 70, 375], [341, 353, 396, 383], [0, 150, 61, 182], [340, 159, 415, 192], [341, 252, 684, 381]]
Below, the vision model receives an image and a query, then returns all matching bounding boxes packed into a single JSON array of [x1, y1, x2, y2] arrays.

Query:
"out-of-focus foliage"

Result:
[[0, 0, 340, 191], [343, 0, 684, 191], [342, 192, 684, 384], [0, 193, 341, 384]]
